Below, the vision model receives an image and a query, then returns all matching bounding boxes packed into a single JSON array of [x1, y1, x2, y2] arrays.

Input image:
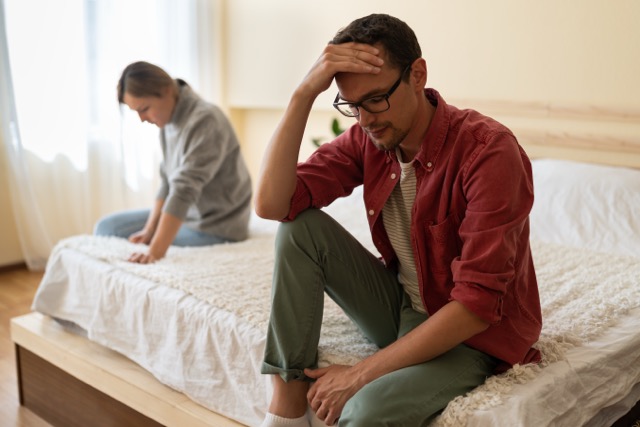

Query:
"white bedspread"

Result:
[[33, 191, 640, 426]]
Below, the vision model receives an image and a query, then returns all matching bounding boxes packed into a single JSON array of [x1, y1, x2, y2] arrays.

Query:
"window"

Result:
[[5, 0, 203, 180]]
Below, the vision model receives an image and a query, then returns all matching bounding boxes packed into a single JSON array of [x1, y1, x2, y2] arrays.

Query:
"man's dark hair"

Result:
[[330, 14, 421, 76]]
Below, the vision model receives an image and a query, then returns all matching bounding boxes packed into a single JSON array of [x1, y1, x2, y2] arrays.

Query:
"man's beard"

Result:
[[366, 123, 408, 152]]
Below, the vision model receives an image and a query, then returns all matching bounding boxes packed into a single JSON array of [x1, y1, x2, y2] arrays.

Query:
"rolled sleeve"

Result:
[[283, 178, 313, 222], [283, 131, 365, 221], [450, 281, 503, 324]]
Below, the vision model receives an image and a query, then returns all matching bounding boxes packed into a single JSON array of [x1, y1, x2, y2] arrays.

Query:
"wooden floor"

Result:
[[0, 266, 51, 427]]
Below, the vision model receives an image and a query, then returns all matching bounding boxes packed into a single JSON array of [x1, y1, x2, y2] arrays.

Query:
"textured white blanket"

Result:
[[51, 222, 640, 426], [437, 241, 640, 425], [52, 229, 379, 368]]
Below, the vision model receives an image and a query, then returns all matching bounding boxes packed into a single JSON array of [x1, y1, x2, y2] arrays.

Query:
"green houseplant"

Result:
[[311, 117, 346, 147]]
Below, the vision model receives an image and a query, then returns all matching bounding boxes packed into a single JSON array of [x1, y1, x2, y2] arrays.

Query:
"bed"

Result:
[[11, 149, 640, 426]]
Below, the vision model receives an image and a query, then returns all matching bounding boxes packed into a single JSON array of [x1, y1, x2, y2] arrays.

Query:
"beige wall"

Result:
[[224, 0, 640, 177], [232, 108, 347, 190], [225, 0, 640, 109]]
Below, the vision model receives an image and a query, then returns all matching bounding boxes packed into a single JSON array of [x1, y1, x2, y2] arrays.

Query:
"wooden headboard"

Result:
[[454, 99, 640, 169]]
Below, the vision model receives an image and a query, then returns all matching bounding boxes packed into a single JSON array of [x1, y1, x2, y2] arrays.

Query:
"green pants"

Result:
[[262, 209, 497, 426]]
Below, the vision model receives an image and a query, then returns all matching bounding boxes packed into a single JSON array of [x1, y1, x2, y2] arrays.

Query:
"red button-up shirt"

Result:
[[286, 89, 542, 368]]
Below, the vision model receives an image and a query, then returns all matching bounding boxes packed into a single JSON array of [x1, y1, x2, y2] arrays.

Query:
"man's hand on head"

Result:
[[297, 42, 384, 99]]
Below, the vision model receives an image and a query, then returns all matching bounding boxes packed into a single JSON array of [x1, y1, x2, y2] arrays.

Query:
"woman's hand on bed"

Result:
[[127, 251, 159, 264], [305, 364, 361, 426], [128, 229, 153, 244]]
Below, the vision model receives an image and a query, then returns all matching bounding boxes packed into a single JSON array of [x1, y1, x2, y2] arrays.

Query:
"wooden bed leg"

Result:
[[14, 344, 24, 406]]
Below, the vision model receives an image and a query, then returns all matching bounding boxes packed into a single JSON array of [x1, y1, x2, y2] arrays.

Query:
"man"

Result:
[[254, 13, 542, 427]]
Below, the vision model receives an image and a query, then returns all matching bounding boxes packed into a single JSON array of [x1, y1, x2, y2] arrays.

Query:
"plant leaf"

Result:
[[331, 118, 345, 136]]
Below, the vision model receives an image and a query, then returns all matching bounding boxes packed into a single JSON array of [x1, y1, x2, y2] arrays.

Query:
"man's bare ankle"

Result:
[[268, 375, 309, 418]]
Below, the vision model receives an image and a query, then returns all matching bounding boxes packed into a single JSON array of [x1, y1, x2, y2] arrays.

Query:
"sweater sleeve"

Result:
[[156, 160, 170, 201]]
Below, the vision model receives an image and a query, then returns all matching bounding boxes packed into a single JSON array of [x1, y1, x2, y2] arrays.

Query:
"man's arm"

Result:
[[253, 91, 316, 220], [254, 43, 383, 220]]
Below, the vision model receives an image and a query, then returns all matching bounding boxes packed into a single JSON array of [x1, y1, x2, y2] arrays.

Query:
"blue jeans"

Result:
[[93, 209, 227, 246], [261, 209, 497, 426]]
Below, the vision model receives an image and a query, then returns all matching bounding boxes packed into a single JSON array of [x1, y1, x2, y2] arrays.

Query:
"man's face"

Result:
[[335, 61, 416, 152]]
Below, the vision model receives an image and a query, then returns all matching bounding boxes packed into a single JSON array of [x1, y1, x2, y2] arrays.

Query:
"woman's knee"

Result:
[[93, 209, 148, 238], [94, 215, 119, 236]]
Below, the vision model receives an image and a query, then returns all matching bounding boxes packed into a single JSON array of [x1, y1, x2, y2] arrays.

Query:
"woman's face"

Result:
[[123, 86, 176, 128]]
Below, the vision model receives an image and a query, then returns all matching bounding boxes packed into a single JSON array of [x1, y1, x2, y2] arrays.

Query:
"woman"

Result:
[[95, 61, 252, 264]]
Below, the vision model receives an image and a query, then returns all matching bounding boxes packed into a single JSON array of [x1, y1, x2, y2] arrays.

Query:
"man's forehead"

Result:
[[335, 64, 398, 102]]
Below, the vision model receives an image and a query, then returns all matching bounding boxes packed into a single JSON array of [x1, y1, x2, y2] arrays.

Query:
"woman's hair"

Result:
[[330, 14, 421, 77], [117, 61, 177, 103]]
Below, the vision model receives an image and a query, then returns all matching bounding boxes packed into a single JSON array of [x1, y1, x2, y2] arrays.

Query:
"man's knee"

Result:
[[277, 209, 328, 232], [275, 209, 332, 251]]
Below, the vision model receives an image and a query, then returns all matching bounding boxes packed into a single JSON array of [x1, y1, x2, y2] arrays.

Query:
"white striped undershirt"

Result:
[[382, 149, 425, 314]]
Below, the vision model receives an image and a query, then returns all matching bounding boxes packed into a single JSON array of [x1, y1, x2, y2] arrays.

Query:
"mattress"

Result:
[[32, 159, 640, 426]]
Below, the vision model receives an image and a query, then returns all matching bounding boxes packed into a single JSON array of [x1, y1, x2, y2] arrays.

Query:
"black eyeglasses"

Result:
[[332, 65, 411, 118]]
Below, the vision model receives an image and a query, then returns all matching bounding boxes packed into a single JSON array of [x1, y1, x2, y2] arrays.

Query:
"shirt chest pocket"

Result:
[[423, 214, 460, 275]]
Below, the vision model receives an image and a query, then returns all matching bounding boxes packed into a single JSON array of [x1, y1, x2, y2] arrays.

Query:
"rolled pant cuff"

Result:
[[261, 362, 310, 382]]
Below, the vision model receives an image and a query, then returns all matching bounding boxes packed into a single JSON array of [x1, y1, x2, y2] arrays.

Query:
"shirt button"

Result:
[[390, 173, 397, 179], [368, 209, 374, 216], [426, 161, 433, 168]]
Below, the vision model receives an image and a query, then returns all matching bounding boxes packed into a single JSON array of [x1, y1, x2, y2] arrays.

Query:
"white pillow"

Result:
[[530, 158, 640, 257]]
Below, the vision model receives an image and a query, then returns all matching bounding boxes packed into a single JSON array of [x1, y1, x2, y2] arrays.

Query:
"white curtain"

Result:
[[1, 0, 217, 270]]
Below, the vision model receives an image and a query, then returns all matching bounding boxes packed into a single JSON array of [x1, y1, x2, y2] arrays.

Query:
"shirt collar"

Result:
[[413, 88, 448, 172]]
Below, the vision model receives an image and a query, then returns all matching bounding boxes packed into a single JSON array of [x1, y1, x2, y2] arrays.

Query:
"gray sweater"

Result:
[[157, 80, 252, 241]]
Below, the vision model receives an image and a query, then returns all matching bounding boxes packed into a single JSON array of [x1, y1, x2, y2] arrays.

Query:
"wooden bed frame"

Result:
[[10, 101, 640, 427], [11, 313, 243, 427], [12, 312, 640, 427], [455, 98, 640, 169]]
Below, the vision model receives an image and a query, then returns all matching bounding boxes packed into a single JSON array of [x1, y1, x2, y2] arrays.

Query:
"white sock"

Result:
[[259, 412, 310, 427], [307, 406, 331, 427]]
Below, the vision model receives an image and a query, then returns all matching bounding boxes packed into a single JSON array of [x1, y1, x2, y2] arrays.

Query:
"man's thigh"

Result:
[[278, 209, 404, 348]]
